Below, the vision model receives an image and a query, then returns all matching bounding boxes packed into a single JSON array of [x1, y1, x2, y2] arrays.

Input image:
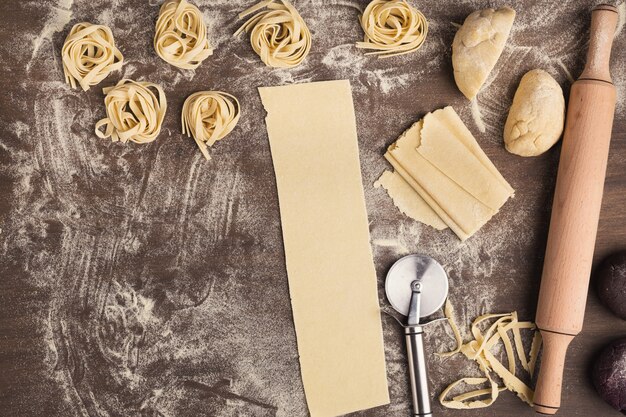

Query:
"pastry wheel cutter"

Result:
[[385, 254, 449, 417]]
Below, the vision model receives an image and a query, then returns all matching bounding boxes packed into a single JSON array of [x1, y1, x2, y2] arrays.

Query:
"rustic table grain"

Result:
[[1, 0, 625, 416]]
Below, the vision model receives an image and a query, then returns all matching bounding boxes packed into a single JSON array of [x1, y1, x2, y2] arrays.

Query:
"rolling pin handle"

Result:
[[580, 4, 618, 83], [533, 330, 574, 415]]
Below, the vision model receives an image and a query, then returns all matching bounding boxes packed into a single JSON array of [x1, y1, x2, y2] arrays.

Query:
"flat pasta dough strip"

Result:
[[374, 170, 447, 230], [528, 331, 543, 376], [427, 107, 513, 192], [439, 377, 502, 409], [384, 148, 469, 239], [437, 299, 463, 357], [258, 80, 389, 417], [418, 108, 514, 211]]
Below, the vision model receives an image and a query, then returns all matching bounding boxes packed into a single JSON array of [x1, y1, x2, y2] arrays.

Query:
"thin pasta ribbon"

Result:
[[154, 0, 213, 69], [95, 79, 167, 144], [181, 91, 241, 160], [437, 300, 542, 409], [62, 22, 124, 91], [234, 0, 311, 68], [356, 0, 428, 58]]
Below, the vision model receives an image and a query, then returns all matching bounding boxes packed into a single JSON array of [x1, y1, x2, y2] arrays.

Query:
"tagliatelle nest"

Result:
[[181, 91, 241, 160], [356, 0, 428, 58], [154, 0, 213, 69], [234, 0, 311, 68], [95, 79, 167, 144], [62, 22, 124, 91]]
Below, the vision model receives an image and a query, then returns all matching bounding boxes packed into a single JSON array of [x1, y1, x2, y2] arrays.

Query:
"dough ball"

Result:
[[503, 69, 565, 157], [452, 7, 516, 100], [596, 251, 626, 320], [592, 337, 626, 412]]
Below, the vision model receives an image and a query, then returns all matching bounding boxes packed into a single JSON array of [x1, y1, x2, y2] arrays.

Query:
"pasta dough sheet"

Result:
[[374, 170, 447, 230], [383, 106, 514, 240], [258, 80, 389, 417]]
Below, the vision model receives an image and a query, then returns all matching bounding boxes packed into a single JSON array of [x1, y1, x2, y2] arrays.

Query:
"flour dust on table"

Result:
[[6, 0, 626, 416]]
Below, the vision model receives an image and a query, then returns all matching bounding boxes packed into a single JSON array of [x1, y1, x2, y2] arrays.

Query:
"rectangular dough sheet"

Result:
[[258, 80, 389, 417], [383, 106, 514, 240]]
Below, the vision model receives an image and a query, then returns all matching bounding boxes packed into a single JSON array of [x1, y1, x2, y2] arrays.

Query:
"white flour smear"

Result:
[[28, 0, 74, 71], [7, 0, 625, 416], [470, 98, 487, 133]]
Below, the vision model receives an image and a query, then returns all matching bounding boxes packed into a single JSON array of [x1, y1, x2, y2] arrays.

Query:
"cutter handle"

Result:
[[405, 325, 432, 416]]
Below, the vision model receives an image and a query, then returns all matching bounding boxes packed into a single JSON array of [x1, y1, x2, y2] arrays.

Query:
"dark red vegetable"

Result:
[[592, 337, 626, 413], [596, 251, 626, 320]]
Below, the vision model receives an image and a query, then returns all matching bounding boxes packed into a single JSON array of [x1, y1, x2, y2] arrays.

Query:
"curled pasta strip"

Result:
[[154, 0, 213, 69], [438, 303, 542, 409], [356, 0, 428, 58], [95, 79, 167, 144], [181, 91, 241, 160], [62, 22, 124, 91], [234, 0, 311, 68]]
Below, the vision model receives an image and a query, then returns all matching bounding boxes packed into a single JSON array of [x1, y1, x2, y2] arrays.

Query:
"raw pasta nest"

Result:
[[182, 91, 241, 160], [235, 0, 311, 68], [356, 0, 428, 58], [95, 79, 167, 144], [62, 22, 124, 91], [154, 0, 213, 69]]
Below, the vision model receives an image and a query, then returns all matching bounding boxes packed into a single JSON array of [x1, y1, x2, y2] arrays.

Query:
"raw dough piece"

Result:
[[62, 22, 123, 91], [452, 7, 515, 100], [374, 170, 447, 230], [596, 251, 626, 320], [383, 106, 514, 240], [181, 91, 241, 160], [235, 0, 311, 68], [154, 0, 213, 69], [438, 303, 541, 409], [259, 80, 389, 417], [95, 79, 167, 144], [356, 0, 428, 58], [504, 69, 565, 156]]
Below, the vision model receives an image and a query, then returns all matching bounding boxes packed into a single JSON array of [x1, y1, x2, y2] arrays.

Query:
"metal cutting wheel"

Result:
[[385, 254, 449, 417]]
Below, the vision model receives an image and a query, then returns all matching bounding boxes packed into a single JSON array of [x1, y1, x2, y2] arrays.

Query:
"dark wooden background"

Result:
[[1, 0, 625, 416]]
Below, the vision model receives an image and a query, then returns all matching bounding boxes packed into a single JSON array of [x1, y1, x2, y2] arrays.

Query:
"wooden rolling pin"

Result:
[[533, 4, 618, 415]]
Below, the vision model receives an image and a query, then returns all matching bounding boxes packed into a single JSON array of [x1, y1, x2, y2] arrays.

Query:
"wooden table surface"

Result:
[[1, 0, 625, 416]]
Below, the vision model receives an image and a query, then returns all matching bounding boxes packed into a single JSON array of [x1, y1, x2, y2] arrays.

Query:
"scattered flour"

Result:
[[7, 1, 625, 417], [470, 98, 487, 133], [556, 58, 576, 83], [28, 0, 74, 71]]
